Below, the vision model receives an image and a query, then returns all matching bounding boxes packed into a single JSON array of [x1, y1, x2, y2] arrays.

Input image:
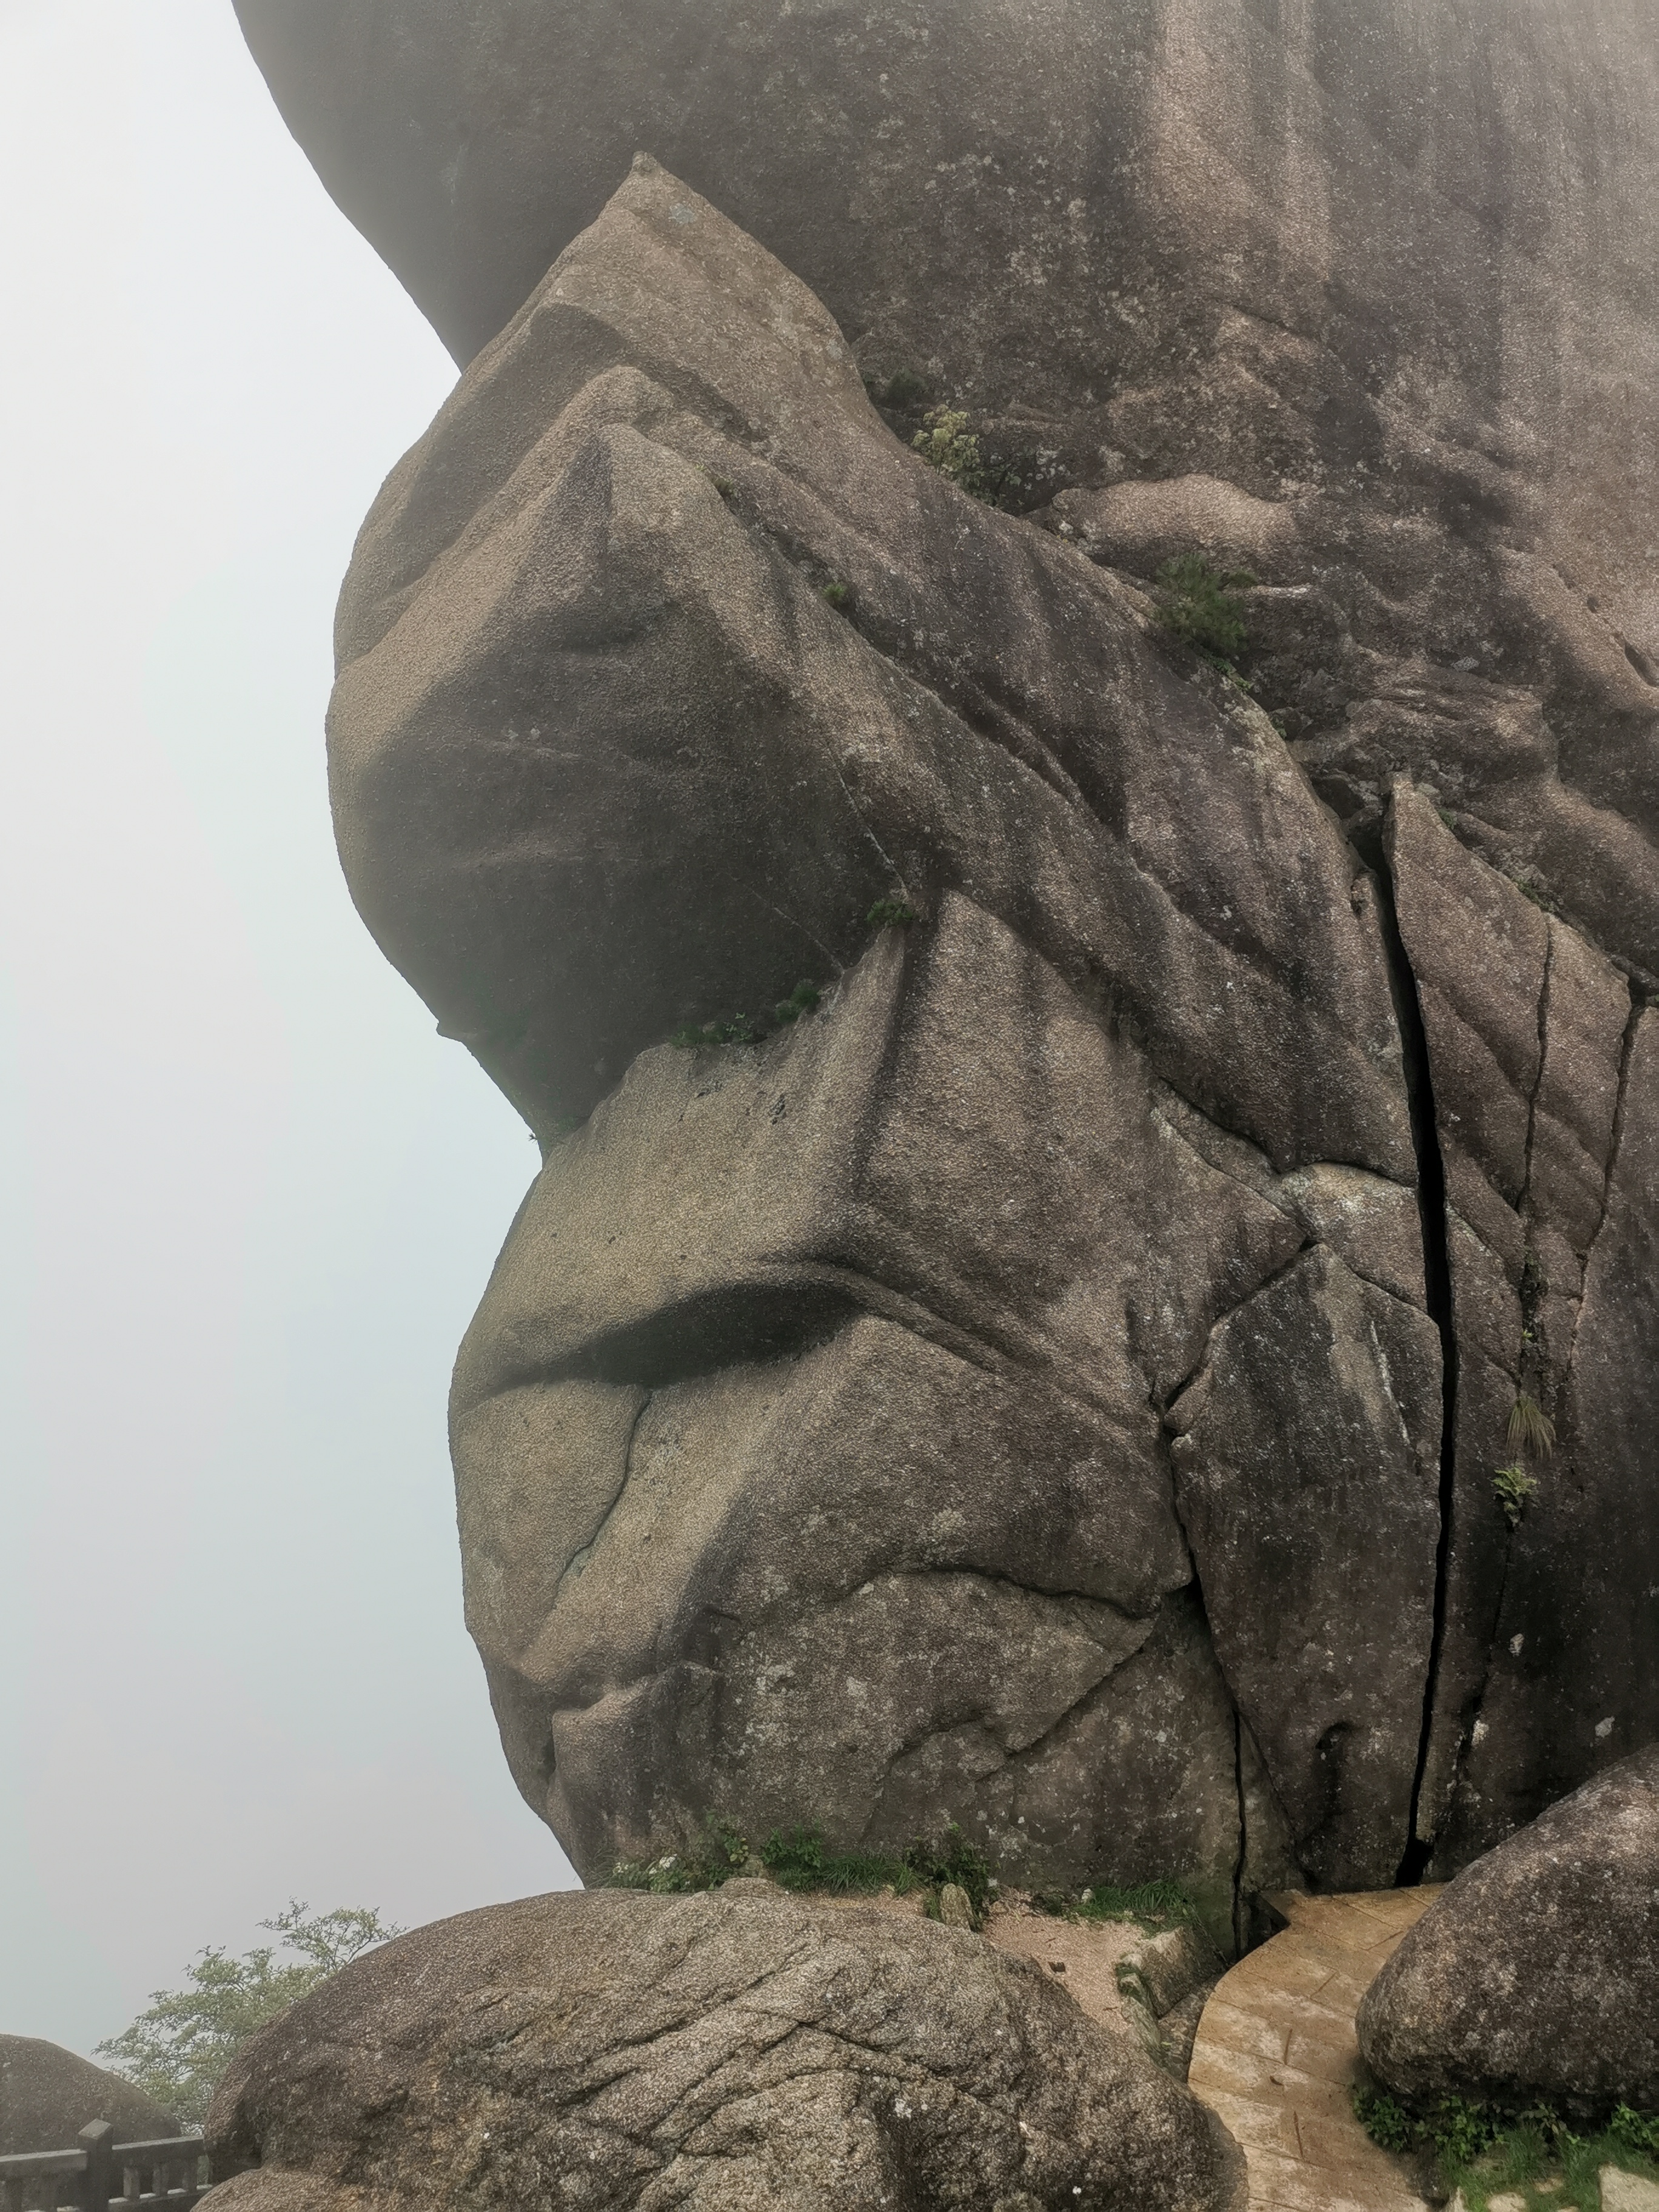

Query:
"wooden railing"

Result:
[[0, 2122, 210, 2212]]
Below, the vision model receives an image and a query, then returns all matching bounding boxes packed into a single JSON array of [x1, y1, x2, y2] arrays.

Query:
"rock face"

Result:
[[235, 0, 1659, 923], [204, 1889, 1245, 2211], [0, 2036, 177, 2154], [232, 0, 1659, 1908], [334, 149, 1472, 1911], [1357, 1746, 1659, 2117]]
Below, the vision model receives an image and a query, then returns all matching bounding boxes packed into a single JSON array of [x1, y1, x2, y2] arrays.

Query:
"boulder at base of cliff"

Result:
[[1358, 1746, 1659, 2118], [0, 2036, 179, 2153], [203, 1888, 1245, 2211]]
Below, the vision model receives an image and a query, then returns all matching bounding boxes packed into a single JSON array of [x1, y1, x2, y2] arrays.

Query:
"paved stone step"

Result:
[[1188, 1888, 1441, 2212]]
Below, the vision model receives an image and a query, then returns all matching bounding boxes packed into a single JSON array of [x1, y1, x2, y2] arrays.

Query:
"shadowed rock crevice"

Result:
[[1366, 823, 1462, 1886]]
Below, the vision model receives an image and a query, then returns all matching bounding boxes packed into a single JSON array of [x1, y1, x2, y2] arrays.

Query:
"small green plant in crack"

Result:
[[819, 580, 851, 609], [700, 466, 736, 498], [671, 982, 825, 1053], [1153, 553, 1255, 666], [866, 896, 919, 928], [1493, 1464, 1540, 1529], [1507, 1391, 1556, 1457]]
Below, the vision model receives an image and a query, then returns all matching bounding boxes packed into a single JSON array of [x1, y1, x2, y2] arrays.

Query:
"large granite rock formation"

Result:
[[0, 2036, 177, 2154], [204, 1889, 1246, 2211], [1358, 1746, 1659, 2119], [232, 0, 1659, 1906]]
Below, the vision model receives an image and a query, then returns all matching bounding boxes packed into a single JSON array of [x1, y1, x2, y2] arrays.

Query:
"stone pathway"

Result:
[[1188, 1888, 1441, 2212]]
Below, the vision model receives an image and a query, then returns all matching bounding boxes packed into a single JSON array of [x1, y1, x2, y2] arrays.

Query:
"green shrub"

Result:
[[1610, 2106, 1659, 2160], [913, 407, 990, 501], [1153, 554, 1255, 665], [1354, 2086, 1415, 2154], [819, 581, 850, 609]]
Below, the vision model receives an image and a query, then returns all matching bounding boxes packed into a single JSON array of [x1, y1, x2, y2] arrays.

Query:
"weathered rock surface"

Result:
[[236, 0, 1659, 948], [203, 1889, 1246, 2211], [1386, 788, 1659, 1868], [315, 138, 1659, 1903], [0, 2036, 177, 2154], [329, 150, 1472, 1906], [1358, 1747, 1659, 2117], [229, 0, 1659, 1906]]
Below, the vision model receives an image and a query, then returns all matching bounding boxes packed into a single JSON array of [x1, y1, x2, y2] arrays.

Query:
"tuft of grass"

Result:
[[609, 1816, 749, 1893], [1507, 1392, 1556, 1457], [866, 897, 919, 928], [1493, 1464, 1540, 1529], [1071, 1879, 1199, 1929], [760, 1825, 916, 1898], [819, 581, 851, 609], [759, 1820, 993, 1925], [774, 979, 821, 1025], [1153, 554, 1255, 666]]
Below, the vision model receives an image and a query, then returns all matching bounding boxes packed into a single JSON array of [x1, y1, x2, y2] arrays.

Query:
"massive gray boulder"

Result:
[[231, 0, 1659, 1906], [1357, 1746, 1659, 2118], [203, 1888, 1246, 2211], [0, 2036, 177, 2154], [336, 152, 1459, 1912]]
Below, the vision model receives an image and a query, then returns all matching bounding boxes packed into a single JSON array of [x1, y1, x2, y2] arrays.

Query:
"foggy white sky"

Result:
[[0, 0, 576, 2057]]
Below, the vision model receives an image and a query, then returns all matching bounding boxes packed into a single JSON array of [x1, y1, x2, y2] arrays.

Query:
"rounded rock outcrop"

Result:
[[0, 2036, 178, 2154], [1357, 1745, 1659, 2119], [204, 1887, 1246, 2211]]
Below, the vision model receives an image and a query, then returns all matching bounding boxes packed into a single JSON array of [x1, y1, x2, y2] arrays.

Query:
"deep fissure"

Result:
[[1365, 841, 1460, 1886]]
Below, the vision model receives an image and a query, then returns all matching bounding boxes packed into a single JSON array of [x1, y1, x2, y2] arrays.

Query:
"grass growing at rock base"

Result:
[[761, 1822, 996, 1923], [1354, 2089, 1659, 2209], [1027, 1877, 1199, 1929]]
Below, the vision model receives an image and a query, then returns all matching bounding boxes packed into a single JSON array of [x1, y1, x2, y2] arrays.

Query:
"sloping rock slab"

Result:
[[204, 1889, 1245, 2211], [1358, 1746, 1659, 2117], [0, 2036, 178, 2154]]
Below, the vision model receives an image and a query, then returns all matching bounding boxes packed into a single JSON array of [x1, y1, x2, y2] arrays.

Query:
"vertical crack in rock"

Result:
[[1369, 853, 1459, 1885], [1518, 924, 1557, 1218], [1230, 1706, 1248, 1957]]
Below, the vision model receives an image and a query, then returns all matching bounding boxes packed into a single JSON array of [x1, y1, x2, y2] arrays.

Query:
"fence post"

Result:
[[78, 2125, 115, 2212]]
